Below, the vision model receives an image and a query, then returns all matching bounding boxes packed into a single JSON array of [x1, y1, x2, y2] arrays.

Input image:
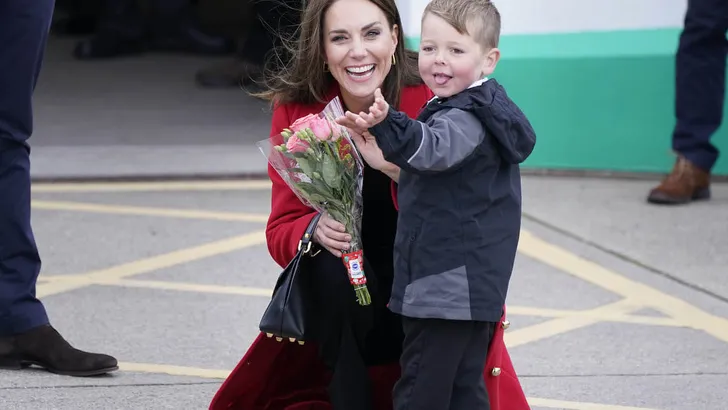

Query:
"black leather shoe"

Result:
[[0, 325, 118, 377]]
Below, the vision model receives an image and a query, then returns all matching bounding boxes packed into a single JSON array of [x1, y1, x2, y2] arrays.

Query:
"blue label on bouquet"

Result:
[[349, 260, 363, 279], [343, 250, 367, 285]]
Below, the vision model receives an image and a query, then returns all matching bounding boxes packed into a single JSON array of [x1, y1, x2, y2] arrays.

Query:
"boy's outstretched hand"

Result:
[[337, 88, 390, 130]]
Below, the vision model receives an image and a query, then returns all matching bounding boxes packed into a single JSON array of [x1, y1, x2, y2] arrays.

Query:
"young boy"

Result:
[[339, 0, 536, 409]]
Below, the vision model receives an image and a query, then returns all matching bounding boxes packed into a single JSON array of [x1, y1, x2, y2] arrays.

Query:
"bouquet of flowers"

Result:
[[257, 97, 371, 306]]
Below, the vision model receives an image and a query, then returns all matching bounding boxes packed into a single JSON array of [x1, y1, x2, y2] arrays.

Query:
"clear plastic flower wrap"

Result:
[[257, 97, 371, 306]]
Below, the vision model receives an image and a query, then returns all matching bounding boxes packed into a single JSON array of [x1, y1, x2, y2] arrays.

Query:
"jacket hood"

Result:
[[437, 79, 537, 164]]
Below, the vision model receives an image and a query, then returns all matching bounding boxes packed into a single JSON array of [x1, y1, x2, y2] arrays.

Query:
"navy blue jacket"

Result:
[[369, 78, 536, 322]]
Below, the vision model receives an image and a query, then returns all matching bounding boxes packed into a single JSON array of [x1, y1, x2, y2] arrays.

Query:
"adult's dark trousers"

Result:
[[92, 0, 196, 38], [0, 0, 54, 336], [672, 0, 728, 171]]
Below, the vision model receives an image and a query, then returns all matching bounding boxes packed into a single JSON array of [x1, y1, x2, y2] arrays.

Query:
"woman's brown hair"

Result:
[[256, 0, 422, 110]]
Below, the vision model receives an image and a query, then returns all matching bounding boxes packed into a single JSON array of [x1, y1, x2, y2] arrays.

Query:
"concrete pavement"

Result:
[[5, 34, 727, 410], [30, 38, 270, 180], [0, 178, 725, 409]]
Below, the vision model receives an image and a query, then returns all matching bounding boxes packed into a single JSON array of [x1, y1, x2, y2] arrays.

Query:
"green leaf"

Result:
[[296, 158, 315, 177], [321, 153, 341, 189], [291, 151, 310, 158]]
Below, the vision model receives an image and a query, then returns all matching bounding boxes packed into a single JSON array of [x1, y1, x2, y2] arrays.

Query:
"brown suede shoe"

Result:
[[647, 156, 711, 205], [0, 325, 118, 377]]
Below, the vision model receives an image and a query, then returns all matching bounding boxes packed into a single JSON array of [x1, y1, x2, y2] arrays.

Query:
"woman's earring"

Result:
[[391, 54, 396, 66]]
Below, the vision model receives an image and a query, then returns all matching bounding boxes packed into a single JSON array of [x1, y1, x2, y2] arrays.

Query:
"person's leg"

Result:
[[195, 0, 302, 89], [0, 0, 118, 376], [0, 0, 54, 337], [74, 0, 233, 60], [392, 318, 474, 410], [146, 0, 234, 55], [72, 0, 146, 59], [648, 0, 728, 204], [449, 322, 495, 410], [672, 0, 728, 171]]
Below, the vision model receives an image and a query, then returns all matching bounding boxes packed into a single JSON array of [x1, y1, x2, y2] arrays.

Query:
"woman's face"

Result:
[[323, 0, 398, 111]]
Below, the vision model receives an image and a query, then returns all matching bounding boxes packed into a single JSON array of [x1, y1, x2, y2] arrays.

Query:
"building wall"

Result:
[[394, 0, 728, 175], [397, 0, 687, 37]]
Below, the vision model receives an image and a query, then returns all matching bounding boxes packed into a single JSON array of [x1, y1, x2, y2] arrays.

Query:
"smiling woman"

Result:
[[209, 0, 528, 409], [322, 6, 398, 112], [256, 0, 422, 112]]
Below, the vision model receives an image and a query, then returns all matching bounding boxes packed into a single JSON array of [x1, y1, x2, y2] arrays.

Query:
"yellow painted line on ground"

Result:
[[36, 275, 683, 327], [37, 230, 267, 298], [31, 200, 269, 223], [40, 275, 274, 297], [92, 278, 273, 297], [507, 306, 683, 328], [31, 180, 272, 193], [505, 299, 640, 348], [119, 362, 230, 379], [518, 230, 728, 343], [118, 362, 662, 410], [527, 397, 660, 410]]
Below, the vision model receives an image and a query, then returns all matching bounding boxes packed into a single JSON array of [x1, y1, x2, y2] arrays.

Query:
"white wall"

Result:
[[396, 0, 688, 37]]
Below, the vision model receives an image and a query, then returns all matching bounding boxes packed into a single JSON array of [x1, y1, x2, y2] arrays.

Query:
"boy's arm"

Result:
[[368, 107, 486, 174]]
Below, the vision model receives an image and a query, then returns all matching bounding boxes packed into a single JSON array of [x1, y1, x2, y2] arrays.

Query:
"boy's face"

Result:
[[418, 13, 500, 98]]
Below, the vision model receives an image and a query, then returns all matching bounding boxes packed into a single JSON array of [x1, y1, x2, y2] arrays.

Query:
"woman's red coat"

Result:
[[209, 84, 530, 410]]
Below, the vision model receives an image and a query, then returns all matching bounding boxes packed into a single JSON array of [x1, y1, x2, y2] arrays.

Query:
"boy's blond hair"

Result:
[[423, 0, 501, 50]]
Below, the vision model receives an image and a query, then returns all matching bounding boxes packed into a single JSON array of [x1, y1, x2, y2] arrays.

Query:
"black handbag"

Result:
[[258, 213, 322, 344]]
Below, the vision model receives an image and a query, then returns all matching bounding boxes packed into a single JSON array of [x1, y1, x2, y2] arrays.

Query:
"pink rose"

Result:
[[285, 134, 309, 153], [329, 123, 344, 141], [290, 113, 318, 133], [309, 117, 334, 141]]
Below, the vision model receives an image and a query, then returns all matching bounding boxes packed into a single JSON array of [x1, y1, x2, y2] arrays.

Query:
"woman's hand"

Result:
[[313, 212, 351, 257]]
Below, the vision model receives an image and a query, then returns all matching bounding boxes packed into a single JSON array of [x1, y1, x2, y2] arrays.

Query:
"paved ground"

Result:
[[30, 37, 271, 180], [5, 34, 727, 410], [0, 177, 725, 410]]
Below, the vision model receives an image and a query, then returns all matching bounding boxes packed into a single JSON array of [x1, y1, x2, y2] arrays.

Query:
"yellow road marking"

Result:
[[32, 200, 269, 223], [37, 230, 267, 298], [505, 299, 640, 347], [25, 196, 728, 347], [119, 362, 230, 379], [117, 362, 661, 409], [518, 231, 728, 343], [31, 180, 272, 193], [41, 276, 274, 297], [506, 306, 683, 327], [37, 274, 684, 328], [27, 180, 726, 410], [527, 397, 661, 410]]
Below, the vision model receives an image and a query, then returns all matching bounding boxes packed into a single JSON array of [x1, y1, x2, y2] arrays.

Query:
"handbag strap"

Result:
[[297, 213, 322, 254]]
